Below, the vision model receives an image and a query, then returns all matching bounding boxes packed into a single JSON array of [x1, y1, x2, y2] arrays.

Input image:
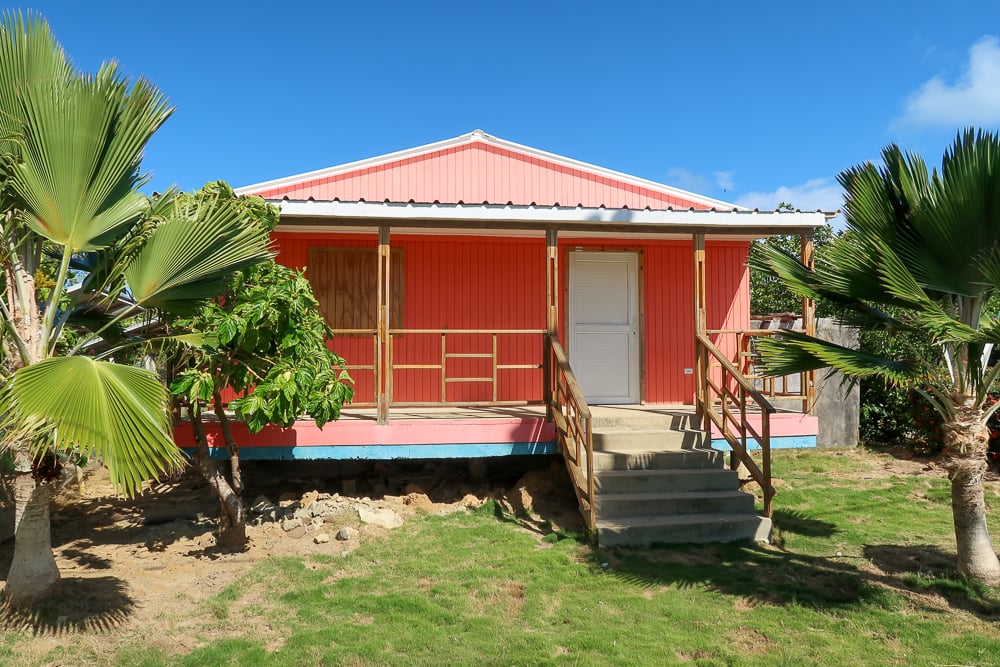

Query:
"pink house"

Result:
[[175, 130, 828, 541]]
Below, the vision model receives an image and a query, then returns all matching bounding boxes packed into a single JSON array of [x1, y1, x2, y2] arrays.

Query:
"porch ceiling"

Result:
[[271, 199, 833, 240]]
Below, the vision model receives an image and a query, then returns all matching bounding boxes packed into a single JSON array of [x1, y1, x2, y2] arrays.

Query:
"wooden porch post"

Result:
[[543, 228, 558, 415], [693, 234, 708, 426], [801, 232, 816, 414], [376, 225, 391, 425]]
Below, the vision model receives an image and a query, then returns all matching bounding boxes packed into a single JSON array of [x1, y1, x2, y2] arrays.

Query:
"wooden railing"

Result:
[[546, 333, 595, 531], [330, 328, 546, 413], [388, 329, 545, 407], [695, 332, 776, 517], [709, 328, 812, 413]]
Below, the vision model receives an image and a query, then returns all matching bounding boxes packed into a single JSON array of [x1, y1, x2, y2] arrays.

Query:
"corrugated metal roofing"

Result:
[[236, 130, 737, 211]]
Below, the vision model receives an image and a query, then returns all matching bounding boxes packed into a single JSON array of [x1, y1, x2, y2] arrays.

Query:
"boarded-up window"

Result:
[[307, 247, 404, 330]]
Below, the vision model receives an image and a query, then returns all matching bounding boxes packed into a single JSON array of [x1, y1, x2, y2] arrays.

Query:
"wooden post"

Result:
[[546, 228, 559, 335], [376, 225, 391, 425], [693, 234, 708, 427], [544, 229, 558, 415], [801, 232, 816, 414]]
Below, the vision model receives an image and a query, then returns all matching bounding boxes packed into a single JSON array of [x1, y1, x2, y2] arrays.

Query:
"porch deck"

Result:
[[174, 403, 817, 461]]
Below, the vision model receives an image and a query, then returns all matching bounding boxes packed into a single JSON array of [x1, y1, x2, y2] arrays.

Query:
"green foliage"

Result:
[[749, 222, 839, 317], [170, 260, 354, 433], [754, 131, 1000, 425]]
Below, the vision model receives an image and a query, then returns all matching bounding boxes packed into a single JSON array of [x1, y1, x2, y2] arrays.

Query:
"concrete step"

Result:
[[591, 448, 726, 472], [592, 428, 706, 452], [589, 408, 698, 431], [598, 513, 772, 546], [595, 468, 739, 494], [594, 490, 755, 519]]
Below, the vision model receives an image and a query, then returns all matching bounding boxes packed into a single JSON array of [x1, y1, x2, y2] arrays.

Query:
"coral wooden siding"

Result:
[[254, 142, 710, 210], [275, 232, 546, 405], [275, 232, 749, 406]]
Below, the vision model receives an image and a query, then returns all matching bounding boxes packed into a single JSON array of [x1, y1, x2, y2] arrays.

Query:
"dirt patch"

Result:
[[733, 626, 775, 654], [0, 456, 577, 662]]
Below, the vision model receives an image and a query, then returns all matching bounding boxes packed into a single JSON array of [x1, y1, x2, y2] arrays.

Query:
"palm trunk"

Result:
[[190, 407, 247, 551], [3, 251, 60, 604], [943, 404, 1000, 586], [4, 447, 59, 604]]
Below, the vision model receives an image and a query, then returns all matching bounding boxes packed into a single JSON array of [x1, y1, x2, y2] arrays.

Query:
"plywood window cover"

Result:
[[307, 246, 404, 330]]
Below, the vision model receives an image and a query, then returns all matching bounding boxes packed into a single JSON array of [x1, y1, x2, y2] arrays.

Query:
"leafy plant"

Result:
[[170, 252, 354, 550]]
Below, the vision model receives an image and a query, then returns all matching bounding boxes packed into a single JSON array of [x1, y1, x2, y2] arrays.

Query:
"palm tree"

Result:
[[0, 13, 272, 603], [754, 129, 1000, 586]]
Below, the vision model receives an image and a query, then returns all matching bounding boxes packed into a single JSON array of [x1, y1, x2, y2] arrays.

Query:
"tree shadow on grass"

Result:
[[771, 509, 839, 538], [0, 576, 135, 634], [864, 543, 1000, 617], [602, 540, 1000, 620]]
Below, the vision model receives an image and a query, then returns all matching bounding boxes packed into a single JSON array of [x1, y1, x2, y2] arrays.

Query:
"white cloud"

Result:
[[895, 36, 1000, 127], [664, 167, 710, 194], [714, 170, 735, 192], [736, 177, 845, 227]]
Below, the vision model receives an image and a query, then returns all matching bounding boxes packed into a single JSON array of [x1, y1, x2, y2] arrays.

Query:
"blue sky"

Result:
[[23, 0, 1000, 218]]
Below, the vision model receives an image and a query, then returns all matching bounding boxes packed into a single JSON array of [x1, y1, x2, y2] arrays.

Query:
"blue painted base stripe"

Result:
[[180, 441, 558, 461], [711, 436, 816, 450]]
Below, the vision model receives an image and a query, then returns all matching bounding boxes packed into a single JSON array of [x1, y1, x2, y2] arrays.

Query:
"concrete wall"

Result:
[[814, 318, 860, 448]]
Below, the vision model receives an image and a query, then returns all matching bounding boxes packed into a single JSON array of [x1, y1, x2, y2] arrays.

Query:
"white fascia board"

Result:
[[275, 200, 829, 231], [236, 129, 739, 210]]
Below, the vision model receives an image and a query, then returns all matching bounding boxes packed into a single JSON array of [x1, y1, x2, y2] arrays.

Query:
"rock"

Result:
[[301, 490, 320, 509], [313, 533, 331, 544], [286, 525, 307, 539], [358, 507, 403, 529], [336, 526, 358, 541], [281, 517, 303, 532], [309, 499, 341, 517], [311, 517, 324, 528]]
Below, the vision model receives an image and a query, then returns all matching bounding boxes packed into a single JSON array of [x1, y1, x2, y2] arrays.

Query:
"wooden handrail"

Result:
[[695, 332, 776, 517], [547, 333, 595, 532], [707, 327, 812, 412], [548, 337, 592, 420], [700, 334, 776, 413]]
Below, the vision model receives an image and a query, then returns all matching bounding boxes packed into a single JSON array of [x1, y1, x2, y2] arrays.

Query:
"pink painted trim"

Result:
[[173, 418, 556, 449], [708, 412, 818, 439]]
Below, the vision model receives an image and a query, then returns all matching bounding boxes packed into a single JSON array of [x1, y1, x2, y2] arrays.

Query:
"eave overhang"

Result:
[[271, 199, 833, 240]]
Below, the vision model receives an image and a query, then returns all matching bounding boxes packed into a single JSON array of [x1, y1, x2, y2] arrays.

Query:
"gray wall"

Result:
[[814, 318, 860, 448]]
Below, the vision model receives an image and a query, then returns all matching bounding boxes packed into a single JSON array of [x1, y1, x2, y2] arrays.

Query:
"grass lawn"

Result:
[[6, 447, 1000, 666]]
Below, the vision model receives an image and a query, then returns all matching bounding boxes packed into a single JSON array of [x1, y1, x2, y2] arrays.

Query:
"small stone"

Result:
[[286, 525, 308, 539], [281, 517, 303, 532], [313, 533, 331, 544], [358, 507, 404, 529], [336, 526, 358, 541]]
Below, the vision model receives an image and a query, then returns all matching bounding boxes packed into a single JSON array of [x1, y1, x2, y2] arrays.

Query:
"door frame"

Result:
[[565, 247, 645, 404]]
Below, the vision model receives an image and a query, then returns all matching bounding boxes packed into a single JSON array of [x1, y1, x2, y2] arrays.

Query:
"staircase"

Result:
[[588, 409, 771, 546]]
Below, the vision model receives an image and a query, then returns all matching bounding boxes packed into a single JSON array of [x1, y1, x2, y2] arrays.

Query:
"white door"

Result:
[[568, 252, 639, 404]]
